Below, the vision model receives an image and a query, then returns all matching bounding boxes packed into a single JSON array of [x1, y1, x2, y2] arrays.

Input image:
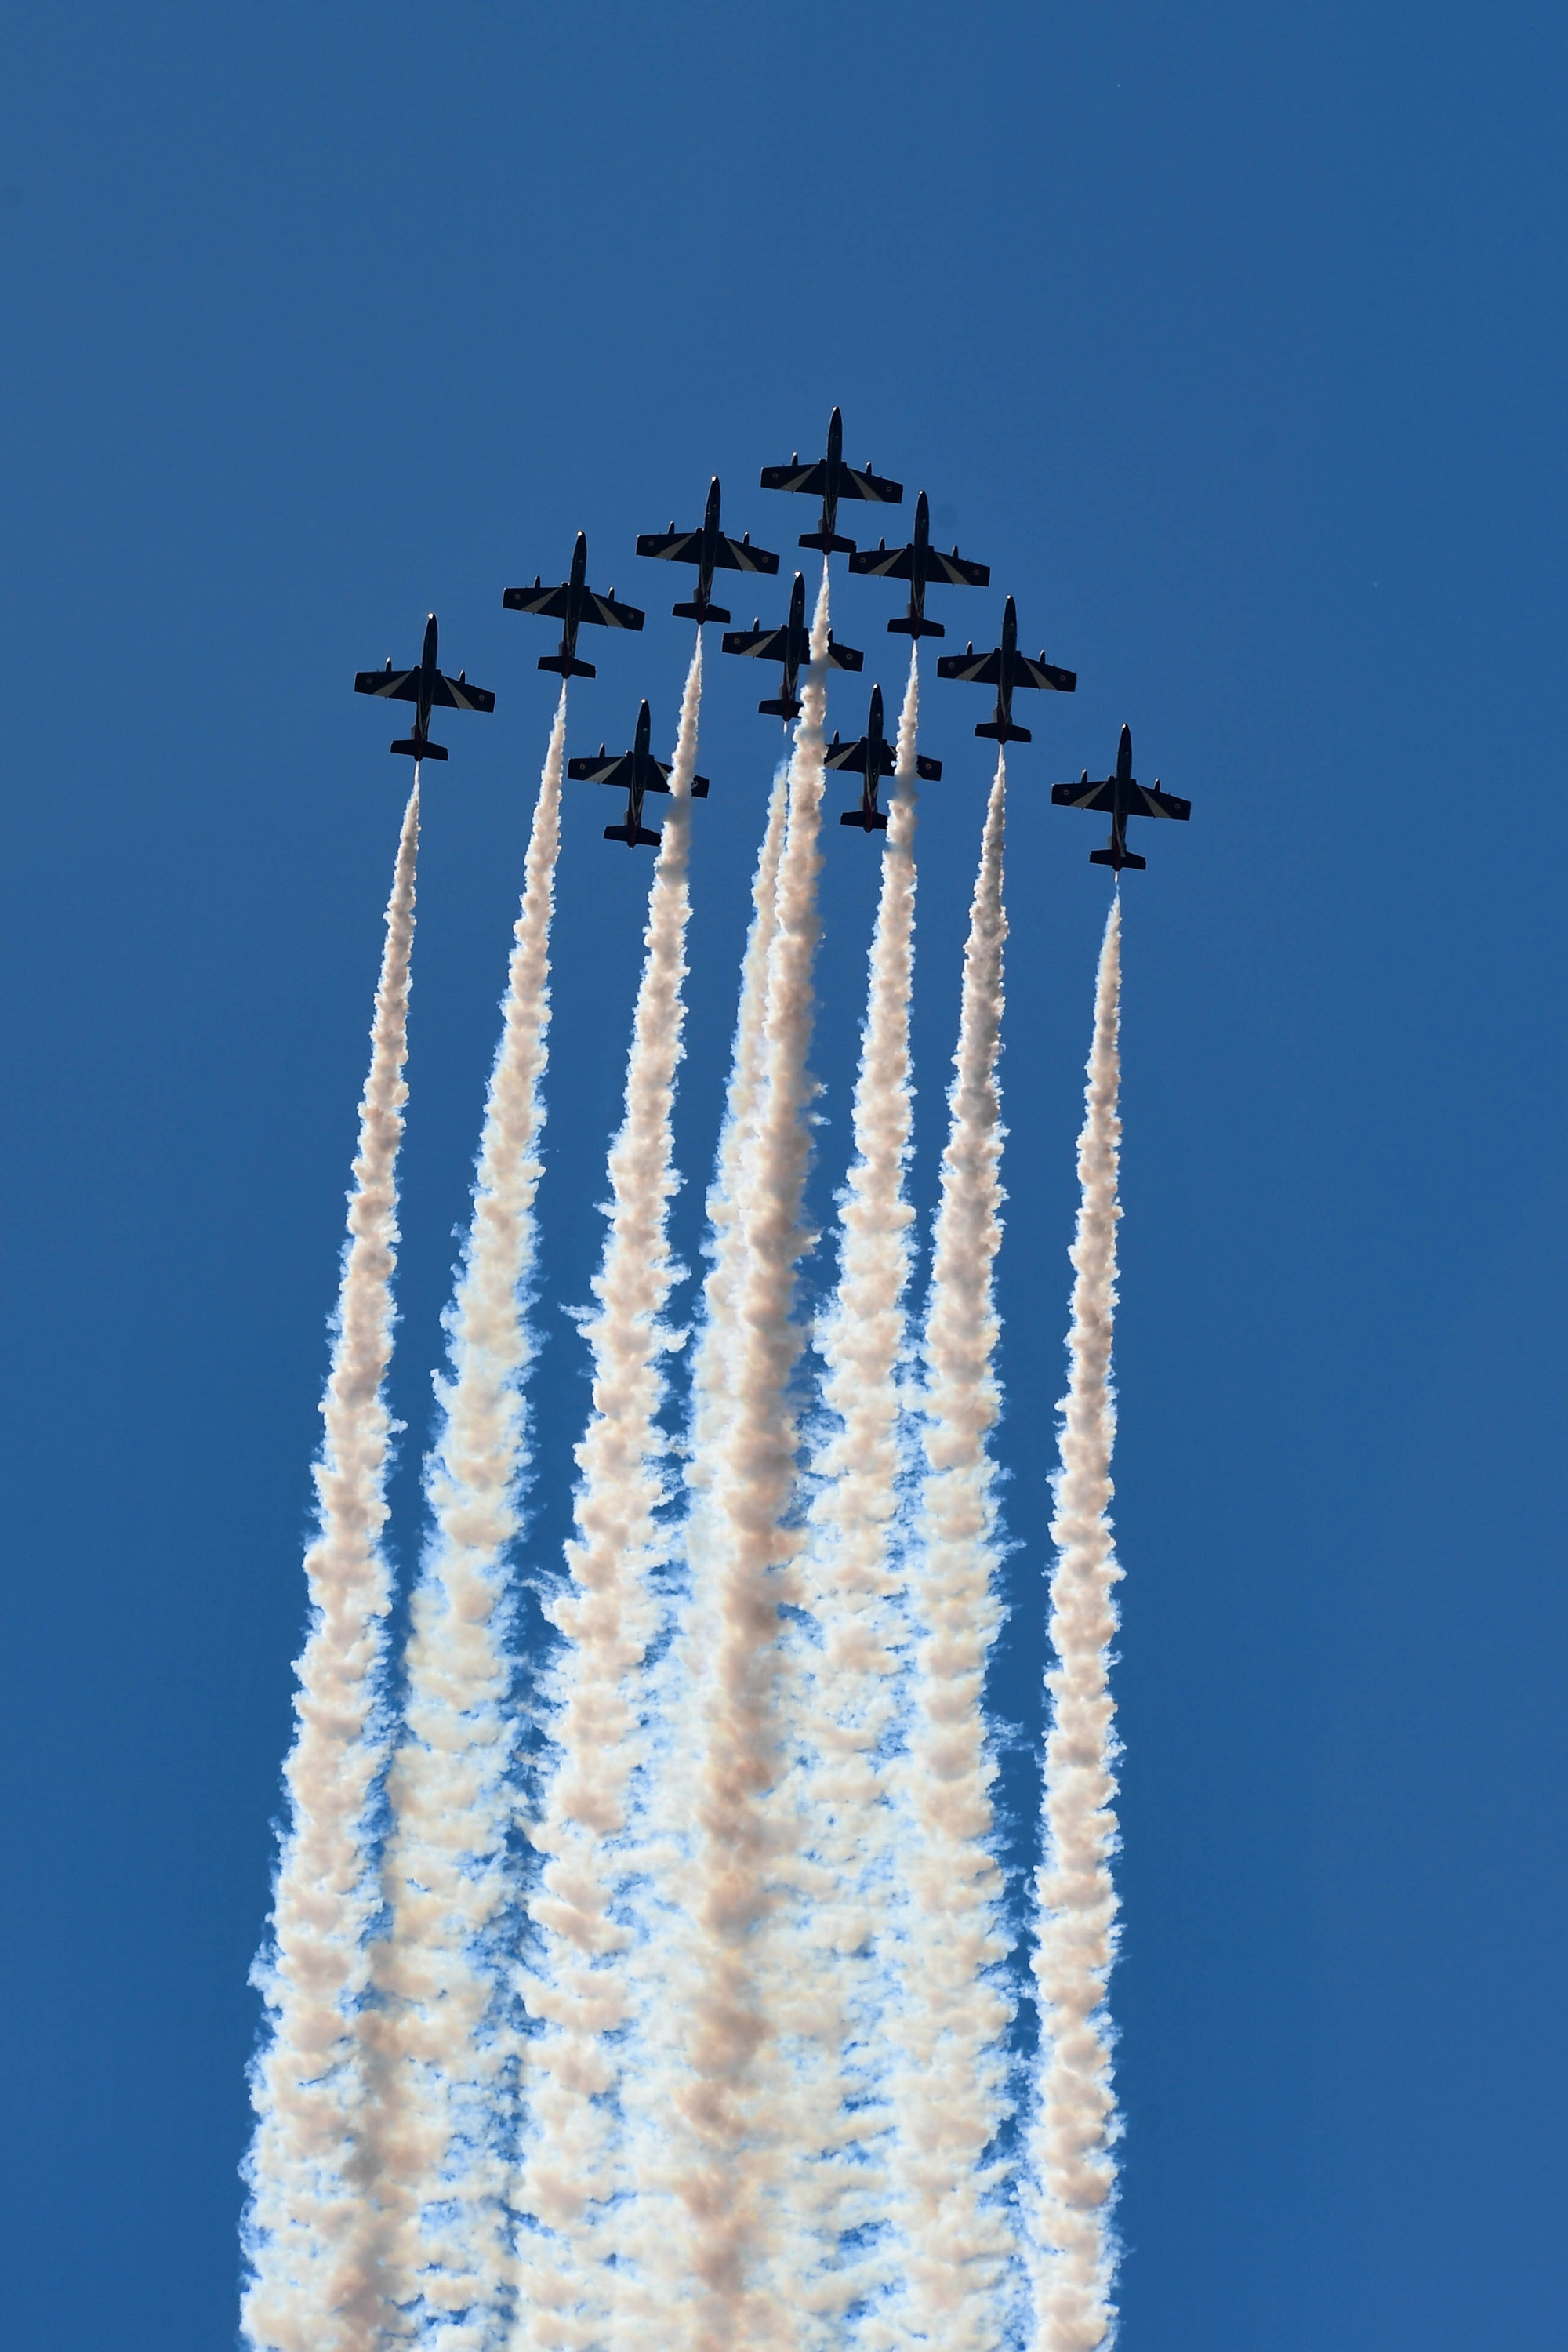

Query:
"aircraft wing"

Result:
[[568, 750, 633, 788], [840, 463, 903, 504], [824, 735, 868, 771], [720, 622, 789, 659], [760, 459, 828, 495], [924, 548, 990, 588], [1134, 783, 1191, 821], [354, 666, 421, 703], [428, 673, 497, 713], [502, 580, 570, 619], [635, 527, 704, 563], [1016, 653, 1077, 693], [712, 532, 780, 576], [826, 634, 864, 672], [935, 646, 1002, 686], [1051, 777, 1116, 811], [848, 543, 914, 580], [580, 589, 645, 630]]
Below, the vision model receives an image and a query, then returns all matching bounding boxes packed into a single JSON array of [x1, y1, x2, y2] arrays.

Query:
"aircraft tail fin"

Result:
[[392, 737, 448, 760], [673, 598, 731, 624], [759, 695, 802, 720], [1091, 845, 1145, 871], [538, 652, 597, 679], [800, 529, 856, 555], [841, 808, 888, 832], [887, 614, 945, 640], [604, 822, 662, 848], [976, 718, 1032, 743]]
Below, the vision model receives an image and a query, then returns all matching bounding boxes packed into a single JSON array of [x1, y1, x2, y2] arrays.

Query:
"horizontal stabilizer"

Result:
[[392, 737, 448, 760], [1091, 846, 1145, 871], [800, 529, 857, 555], [538, 652, 596, 678], [887, 614, 945, 639], [975, 719, 1032, 743], [604, 822, 662, 848], [759, 695, 801, 720], [673, 599, 731, 624], [841, 808, 889, 832]]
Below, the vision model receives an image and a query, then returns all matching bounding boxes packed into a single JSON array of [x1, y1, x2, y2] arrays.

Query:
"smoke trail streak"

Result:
[[1026, 899, 1123, 2352], [784, 644, 923, 2333], [360, 699, 567, 2348], [242, 782, 422, 2352], [646, 568, 833, 2352], [512, 640, 702, 2350], [889, 758, 1016, 2352]]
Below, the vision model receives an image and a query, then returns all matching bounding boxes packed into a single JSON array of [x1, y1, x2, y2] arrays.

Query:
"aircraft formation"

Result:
[[353, 408, 1192, 873]]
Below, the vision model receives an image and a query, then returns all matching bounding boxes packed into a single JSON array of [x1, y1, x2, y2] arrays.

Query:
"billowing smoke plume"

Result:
[[514, 640, 702, 2350], [888, 757, 1016, 2352], [1026, 898, 1124, 2352], [349, 701, 566, 2347], [782, 642, 924, 2334], [243, 782, 422, 2352], [638, 568, 834, 2352]]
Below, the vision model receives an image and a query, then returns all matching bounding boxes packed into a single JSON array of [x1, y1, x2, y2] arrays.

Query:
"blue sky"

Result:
[[2, 4, 1565, 2346]]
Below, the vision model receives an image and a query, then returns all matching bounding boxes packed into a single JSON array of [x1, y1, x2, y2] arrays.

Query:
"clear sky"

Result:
[[2, 5, 1564, 2347]]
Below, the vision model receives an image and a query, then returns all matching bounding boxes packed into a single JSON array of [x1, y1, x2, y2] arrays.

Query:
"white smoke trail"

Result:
[[782, 644, 924, 2335], [358, 699, 567, 2349], [242, 782, 422, 2352], [887, 757, 1016, 2352], [1026, 898, 1124, 2352], [638, 568, 833, 2352], [512, 641, 703, 2350]]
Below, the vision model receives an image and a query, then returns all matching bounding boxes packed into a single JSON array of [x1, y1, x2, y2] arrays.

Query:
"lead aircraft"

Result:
[[502, 532, 644, 677], [759, 405, 903, 555], [635, 477, 778, 624], [848, 490, 989, 637], [353, 612, 495, 762], [720, 570, 863, 720], [1051, 724, 1191, 871], [826, 681, 942, 833], [568, 698, 710, 848], [936, 595, 1076, 741]]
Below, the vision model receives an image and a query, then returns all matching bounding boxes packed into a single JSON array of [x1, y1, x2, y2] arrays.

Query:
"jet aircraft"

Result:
[[353, 612, 495, 762], [720, 570, 863, 720], [826, 682, 942, 833], [759, 405, 903, 556], [1051, 724, 1191, 872], [635, 477, 779, 625], [502, 532, 644, 677], [848, 491, 989, 638], [567, 699, 710, 848], [936, 596, 1076, 742]]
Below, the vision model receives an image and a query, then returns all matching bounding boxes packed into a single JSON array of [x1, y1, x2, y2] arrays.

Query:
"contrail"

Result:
[[513, 641, 702, 2350], [360, 698, 567, 2347], [242, 782, 422, 2352], [1025, 898, 1123, 2352], [784, 643, 923, 2334], [612, 756, 789, 2345], [888, 757, 1016, 2352], [647, 568, 833, 2352]]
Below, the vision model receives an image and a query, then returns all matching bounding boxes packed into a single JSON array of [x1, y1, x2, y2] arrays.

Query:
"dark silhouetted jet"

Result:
[[567, 699, 710, 848], [759, 406, 903, 556], [826, 682, 942, 833], [635, 477, 779, 625], [1051, 724, 1191, 872], [848, 491, 989, 639], [936, 596, 1076, 742], [502, 532, 644, 678], [720, 571, 863, 720], [354, 613, 495, 762]]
